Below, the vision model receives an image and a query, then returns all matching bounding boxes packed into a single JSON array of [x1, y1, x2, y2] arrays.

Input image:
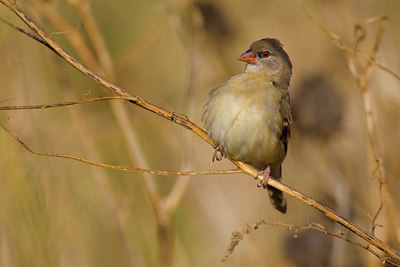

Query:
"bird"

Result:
[[202, 38, 292, 213]]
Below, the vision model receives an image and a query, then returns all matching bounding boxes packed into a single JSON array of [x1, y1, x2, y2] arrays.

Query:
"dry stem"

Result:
[[351, 15, 400, 245], [1, 0, 400, 262], [0, 123, 241, 177], [296, 0, 400, 248], [0, 96, 122, 110], [222, 219, 400, 266], [295, 0, 400, 82]]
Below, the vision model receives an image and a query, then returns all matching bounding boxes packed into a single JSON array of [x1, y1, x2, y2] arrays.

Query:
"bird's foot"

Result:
[[212, 144, 225, 162], [255, 165, 271, 189]]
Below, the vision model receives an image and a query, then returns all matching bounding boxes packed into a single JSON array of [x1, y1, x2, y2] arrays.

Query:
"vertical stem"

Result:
[[355, 16, 400, 246], [157, 203, 172, 267]]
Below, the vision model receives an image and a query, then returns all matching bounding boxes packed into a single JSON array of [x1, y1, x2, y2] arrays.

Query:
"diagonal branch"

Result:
[[352, 15, 400, 244], [295, 0, 400, 83], [0, 17, 54, 51], [296, 0, 400, 249], [0, 123, 242, 177], [1, 0, 400, 262], [1, 0, 207, 140], [222, 219, 400, 266]]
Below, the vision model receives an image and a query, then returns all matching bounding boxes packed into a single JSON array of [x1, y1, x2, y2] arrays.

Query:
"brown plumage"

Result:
[[203, 38, 292, 213]]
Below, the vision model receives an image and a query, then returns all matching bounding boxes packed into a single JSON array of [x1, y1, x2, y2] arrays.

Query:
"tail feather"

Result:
[[268, 166, 287, 213]]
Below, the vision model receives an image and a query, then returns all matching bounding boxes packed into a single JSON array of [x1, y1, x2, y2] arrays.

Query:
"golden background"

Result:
[[0, 0, 399, 266]]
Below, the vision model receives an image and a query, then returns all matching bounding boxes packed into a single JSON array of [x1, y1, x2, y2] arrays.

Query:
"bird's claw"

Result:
[[212, 144, 225, 162], [255, 165, 271, 189]]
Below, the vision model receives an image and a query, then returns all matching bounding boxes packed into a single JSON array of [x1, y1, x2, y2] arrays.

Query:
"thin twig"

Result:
[[49, 56, 140, 267], [354, 16, 400, 244], [0, 0, 210, 143], [20, 1, 143, 263], [67, 0, 114, 77], [25, 0, 99, 71], [222, 219, 400, 266], [1, 0, 400, 261], [0, 17, 54, 50], [295, 0, 400, 83], [296, 0, 400, 248], [164, 3, 205, 215], [37, 0, 163, 213], [370, 182, 384, 235], [0, 96, 122, 110], [45, 1, 178, 263], [0, 123, 242, 176], [236, 161, 400, 262], [155, 8, 205, 265]]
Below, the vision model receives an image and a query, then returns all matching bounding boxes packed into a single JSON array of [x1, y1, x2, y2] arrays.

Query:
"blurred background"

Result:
[[0, 0, 400, 266]]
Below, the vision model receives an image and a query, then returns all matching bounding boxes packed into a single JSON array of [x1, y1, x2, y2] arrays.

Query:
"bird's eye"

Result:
[[262, 51, 270, 58]]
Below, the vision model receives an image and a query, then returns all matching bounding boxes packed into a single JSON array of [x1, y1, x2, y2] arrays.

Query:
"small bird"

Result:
[[203, 38, 292, 213]]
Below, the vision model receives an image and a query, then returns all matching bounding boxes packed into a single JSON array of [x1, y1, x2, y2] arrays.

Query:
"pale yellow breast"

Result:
[[203, 73, 286, 168]]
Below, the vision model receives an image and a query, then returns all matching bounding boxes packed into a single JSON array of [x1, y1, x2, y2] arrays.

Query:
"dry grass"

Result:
[[1, 0, 400, 266]]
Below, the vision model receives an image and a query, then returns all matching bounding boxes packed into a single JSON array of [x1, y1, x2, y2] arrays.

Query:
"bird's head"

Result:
[[239, 38, 292, 87]]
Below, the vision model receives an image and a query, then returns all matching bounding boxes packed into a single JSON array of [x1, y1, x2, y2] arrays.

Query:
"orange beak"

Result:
[[238, 50, 257, 64]]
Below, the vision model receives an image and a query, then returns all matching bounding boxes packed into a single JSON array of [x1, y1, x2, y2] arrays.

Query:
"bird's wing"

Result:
[[280, 90, 292, 153]]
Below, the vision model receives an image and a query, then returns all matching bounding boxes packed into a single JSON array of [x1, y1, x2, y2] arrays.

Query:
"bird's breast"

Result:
[[203, 74, 286, 167]]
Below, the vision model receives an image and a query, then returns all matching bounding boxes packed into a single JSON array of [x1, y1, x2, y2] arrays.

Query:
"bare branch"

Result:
[[370, 183, 384, 235], [295, 0, 400, 83], [0, 123, 242, 177], [0, 96, 122, 110], [1, 0, 400, 262], [0, 17, 54, 50], [350, 14, 400, 244], [222, 219, 400, 266], [295, 0, 400, 249]]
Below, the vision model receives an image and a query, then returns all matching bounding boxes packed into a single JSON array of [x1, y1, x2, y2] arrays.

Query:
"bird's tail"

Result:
[[267, 166, 287, 213]]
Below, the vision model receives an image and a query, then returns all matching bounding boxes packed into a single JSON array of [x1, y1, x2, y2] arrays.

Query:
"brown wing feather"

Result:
[[280, 90, 292, 152], [266, 90, 292, 213]]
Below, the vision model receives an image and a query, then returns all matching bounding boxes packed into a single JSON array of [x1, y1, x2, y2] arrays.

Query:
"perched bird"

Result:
[[203, 38, 292, 213]]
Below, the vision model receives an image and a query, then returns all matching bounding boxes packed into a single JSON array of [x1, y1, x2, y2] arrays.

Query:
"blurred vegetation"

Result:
[[0, 0, 400, 266]]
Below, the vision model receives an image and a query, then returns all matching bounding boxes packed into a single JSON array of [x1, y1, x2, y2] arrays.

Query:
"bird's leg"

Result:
[[256, 165, 271, 188], [212, 144, 225, 162]]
